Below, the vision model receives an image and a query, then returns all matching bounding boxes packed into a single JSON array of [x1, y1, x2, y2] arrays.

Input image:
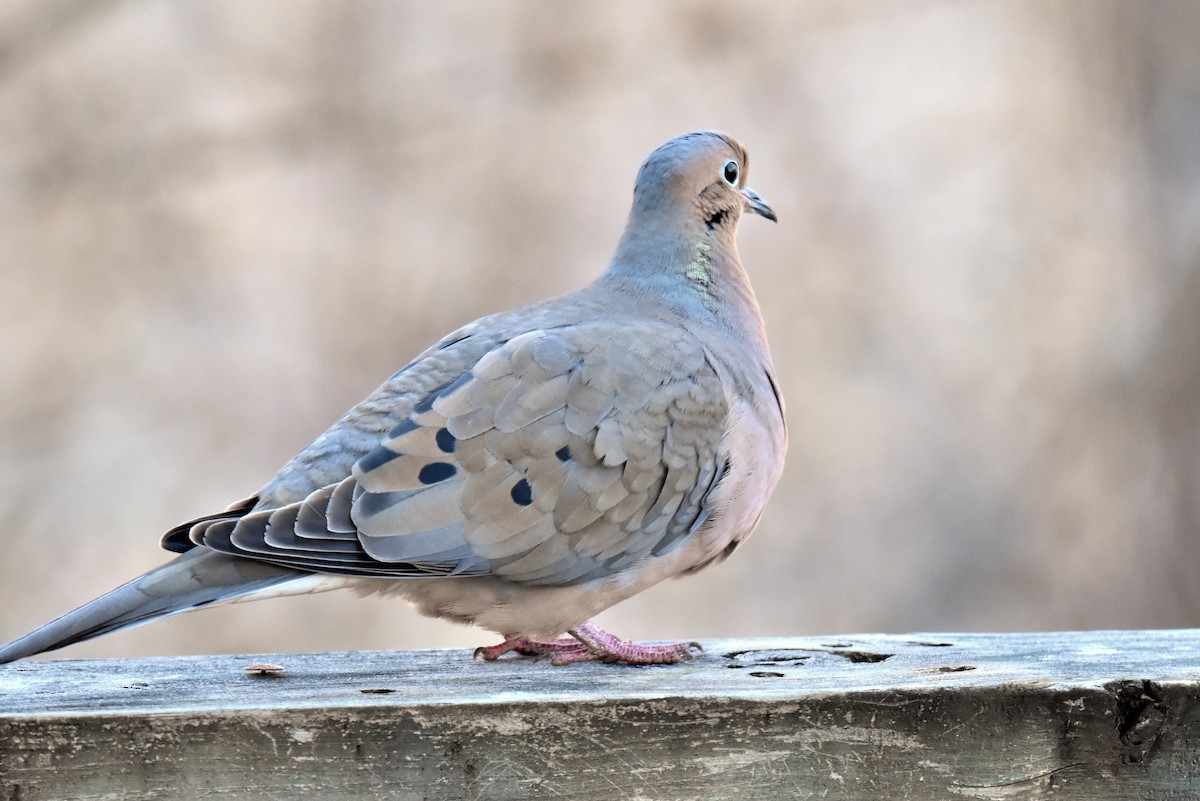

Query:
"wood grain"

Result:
[[2, 630, 1199, 800]]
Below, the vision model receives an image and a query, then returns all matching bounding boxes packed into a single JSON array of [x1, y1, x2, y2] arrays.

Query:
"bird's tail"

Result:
[[0, 549, 309, 664]]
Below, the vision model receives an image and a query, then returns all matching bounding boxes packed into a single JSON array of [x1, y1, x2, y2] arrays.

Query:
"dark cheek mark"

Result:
[[705, 208, 728, 231]]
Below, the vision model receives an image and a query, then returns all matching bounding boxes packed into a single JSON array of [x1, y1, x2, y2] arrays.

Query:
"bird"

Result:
[[0, 131, 786, 666]]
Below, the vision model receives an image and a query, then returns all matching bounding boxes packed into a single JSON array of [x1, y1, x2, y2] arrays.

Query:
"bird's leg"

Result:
[[550, 622, 702, 666], [474, 624, 702, 665], [473, 633, 589, 661]]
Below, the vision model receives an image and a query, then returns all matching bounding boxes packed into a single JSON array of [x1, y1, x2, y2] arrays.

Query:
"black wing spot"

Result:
[[388, 418, 420, 438], [414, 375, 463, 414], [358, 446, 401, 474], [435, 427, 456, 453], [357, 489, 413, 516], [418, 462, 458, 484], [510, 478, 533, 506], [555, 445, 571, 462]]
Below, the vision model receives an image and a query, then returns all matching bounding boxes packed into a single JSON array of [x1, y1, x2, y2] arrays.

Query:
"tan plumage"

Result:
[[0, 130, 785, 665]]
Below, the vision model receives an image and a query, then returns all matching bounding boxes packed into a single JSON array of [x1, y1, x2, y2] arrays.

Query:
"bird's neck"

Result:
[[601, 215, 769, 349]]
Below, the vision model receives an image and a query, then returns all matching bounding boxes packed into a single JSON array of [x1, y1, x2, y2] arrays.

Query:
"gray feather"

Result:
[[0, 550, 299, 664]]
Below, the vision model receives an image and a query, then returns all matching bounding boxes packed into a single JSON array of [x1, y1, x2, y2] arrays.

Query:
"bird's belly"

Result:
[[348, 527, 740, 640]]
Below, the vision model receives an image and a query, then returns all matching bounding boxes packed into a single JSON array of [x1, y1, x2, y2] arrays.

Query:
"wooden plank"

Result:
[[2, 630, 1199, 800]]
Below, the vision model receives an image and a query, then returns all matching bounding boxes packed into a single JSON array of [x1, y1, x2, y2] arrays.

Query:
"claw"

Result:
[[473, 641, 511, 661]]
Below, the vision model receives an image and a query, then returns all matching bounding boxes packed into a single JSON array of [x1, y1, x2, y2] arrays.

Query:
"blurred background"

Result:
[[1, 0, 1198, 660]]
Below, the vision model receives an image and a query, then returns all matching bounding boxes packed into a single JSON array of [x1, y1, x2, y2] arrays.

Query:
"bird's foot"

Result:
[[474, 623, 701, 665], [554, 622, 702, 665], [473, 634, 589, 662]]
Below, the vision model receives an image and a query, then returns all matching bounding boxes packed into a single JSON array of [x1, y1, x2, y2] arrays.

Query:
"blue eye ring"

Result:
[[722, 159, 739, 186]]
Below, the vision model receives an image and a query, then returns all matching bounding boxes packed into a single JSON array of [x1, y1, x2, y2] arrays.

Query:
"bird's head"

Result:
[[630, 131, 777, 234]]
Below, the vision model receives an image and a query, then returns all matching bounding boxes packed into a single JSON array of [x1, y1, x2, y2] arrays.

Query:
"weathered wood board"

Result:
[[2, 630, 1199, 800]]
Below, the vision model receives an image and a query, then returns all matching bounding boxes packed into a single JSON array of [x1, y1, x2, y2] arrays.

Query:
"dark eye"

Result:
[[722, 159, 739, 186]]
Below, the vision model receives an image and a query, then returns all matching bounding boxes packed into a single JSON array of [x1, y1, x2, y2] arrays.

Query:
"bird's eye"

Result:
[[722, 159, 740, 186]]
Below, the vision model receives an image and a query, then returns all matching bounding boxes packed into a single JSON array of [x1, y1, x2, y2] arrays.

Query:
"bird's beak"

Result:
[[742, 188, 777, 222]]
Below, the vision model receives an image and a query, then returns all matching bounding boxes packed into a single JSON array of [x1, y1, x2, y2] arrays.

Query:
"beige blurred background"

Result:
[[1, 0, 1198, 660]]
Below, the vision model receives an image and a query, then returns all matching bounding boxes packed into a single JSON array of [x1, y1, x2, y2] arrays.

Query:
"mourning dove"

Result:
[[0, 131, 785, 666]]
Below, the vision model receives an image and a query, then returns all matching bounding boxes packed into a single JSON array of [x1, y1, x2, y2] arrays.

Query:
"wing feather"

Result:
[[185, 322, 732, 586]]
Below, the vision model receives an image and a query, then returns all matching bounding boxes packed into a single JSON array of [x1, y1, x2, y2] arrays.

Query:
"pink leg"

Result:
[[473, 633, 589, 661], [474, 623, 701, 665], [551, 622, 702, 666]]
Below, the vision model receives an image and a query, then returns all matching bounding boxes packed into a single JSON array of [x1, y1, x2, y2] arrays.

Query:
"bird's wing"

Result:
[[182, 321, 731, 586]]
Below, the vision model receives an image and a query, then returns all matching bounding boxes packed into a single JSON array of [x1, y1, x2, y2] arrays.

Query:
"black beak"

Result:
[[741, 188, 777, 222]]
